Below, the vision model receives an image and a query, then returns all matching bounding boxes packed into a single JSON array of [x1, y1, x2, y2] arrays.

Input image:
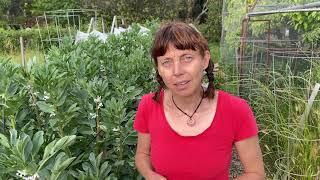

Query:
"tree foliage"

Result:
[[92, 0, 188, 23], [249, 0, 320, 41], [1, 0, 210, 28], [202, 0, 223, 42], [31, 0, 81, 15], [0, 0, 9, 27], [0, 0, 9, 14]]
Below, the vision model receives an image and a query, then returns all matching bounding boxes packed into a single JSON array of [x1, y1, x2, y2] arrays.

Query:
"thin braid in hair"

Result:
[[152, 71, 165, 102], [205, 60, 215, 99]]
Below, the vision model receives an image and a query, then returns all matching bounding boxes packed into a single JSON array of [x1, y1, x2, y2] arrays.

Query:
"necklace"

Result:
[[171, 88, 204, 127]]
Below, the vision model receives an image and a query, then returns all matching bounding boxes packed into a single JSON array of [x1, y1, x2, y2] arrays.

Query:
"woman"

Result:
[[133, 22, 265, 180]]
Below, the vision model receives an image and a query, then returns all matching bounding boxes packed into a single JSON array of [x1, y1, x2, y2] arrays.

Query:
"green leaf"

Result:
[[96, 152, 103, 171], [304, 23, 308, 31], [55, 156, 75, 172], [36, 101, 54, 113], [17, 134, 32, 163], [51, 135, 76, 154], [7, 81, 19, 97], [100, 161, 111, 177], [24, 136, 33, 161], [0, 103, 9, 108], [38, 140, 57, 171], [0, 133, 10, 148], [15, 108, 29, 123], [89, 153, 97, 172], [124, 134, 137, 145], [49, 118, 58, 128], [38, 134, 75, 172], [51, 152, 75, 180], [114, 160, 124, 166], [56, 92, 67, 107], [67, 103, 80, 113], [9, 129, 17, 146], [82, 162, 91, 172], [32, 131, 44, 158]]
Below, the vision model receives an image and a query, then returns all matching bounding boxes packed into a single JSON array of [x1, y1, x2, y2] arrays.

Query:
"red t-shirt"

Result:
[[133, 90, 258, 180]]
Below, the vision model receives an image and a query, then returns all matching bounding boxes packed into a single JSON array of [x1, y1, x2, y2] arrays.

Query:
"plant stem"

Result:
[[95, 102, 101, 154], [29, 86, 41, 129], [2, 105, 5, 133]]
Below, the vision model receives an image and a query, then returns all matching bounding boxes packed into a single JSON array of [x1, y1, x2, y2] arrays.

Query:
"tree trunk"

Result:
[[187, 0, 196, 21], [195, 0, 208, 23]]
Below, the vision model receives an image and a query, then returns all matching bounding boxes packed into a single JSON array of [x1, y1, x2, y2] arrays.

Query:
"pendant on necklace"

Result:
[[187, 118, 196, 127]]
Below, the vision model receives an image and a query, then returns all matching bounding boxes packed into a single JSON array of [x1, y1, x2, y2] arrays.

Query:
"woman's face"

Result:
[[157, 43, 210, 97]]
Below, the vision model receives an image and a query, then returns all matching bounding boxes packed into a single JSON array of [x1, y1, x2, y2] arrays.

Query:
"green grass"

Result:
[[241, 60, 320, 179], [209, 41, 221, 63], [0, 49, 45, 65]]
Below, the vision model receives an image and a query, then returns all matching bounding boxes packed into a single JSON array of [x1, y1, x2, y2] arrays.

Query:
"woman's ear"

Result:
[[158, 69, 163, 78], [155, 59, 163, 77], [203, 50, 211, 70]]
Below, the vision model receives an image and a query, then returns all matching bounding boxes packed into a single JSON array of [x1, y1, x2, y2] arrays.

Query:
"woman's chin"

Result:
[[171, 88, 196, 98]]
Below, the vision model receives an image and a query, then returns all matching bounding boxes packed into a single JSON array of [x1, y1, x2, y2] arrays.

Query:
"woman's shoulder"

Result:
[[217, 90, 252, 114], [218, 90, 247, 104], [139, 91, 161, 106], [218, 90, 256, 122], [140, 92, 155, 100], [135, 91, 162, 117]]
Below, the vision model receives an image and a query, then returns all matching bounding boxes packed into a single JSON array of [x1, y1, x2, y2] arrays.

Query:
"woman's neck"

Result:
[[170, 87, 204, 112]]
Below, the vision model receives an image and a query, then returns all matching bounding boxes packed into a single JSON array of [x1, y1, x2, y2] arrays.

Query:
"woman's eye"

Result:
[[183, 56, 193, 62], [162, 60, 171, 66]]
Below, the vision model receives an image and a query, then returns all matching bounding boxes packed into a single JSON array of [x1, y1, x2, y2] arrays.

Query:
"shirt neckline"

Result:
[[160, 89, 221, 138]]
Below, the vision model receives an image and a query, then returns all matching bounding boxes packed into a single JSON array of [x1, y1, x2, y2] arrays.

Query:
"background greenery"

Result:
[[0, 0, 222, 54], [1, 0, 320, 179], [0, 25, 156, 179]]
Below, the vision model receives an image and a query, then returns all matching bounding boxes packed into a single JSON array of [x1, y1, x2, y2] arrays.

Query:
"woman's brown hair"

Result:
[[151, 22, 215, 102]]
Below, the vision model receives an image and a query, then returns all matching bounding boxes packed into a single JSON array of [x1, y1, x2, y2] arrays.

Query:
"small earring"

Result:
[[203, 70, 207, 76]]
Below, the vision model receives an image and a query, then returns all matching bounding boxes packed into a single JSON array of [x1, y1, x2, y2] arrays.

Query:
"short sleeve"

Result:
[[133, 95, 150, 133], [234, 100, 258, 142]]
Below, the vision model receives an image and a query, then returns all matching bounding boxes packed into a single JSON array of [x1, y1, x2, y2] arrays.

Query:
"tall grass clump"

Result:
[[241, 59, 320, 179]]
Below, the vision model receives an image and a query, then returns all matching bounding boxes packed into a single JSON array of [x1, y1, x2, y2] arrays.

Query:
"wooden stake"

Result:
[[20, 36, 25, 68], [102, 15, 105, 33], [87, 17, 94, 33]]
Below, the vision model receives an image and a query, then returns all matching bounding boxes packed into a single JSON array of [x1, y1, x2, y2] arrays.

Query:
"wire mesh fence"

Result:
[[221, 0, 320, 178]]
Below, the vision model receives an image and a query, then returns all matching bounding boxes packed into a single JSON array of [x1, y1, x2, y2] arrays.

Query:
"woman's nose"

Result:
[[173, 61, 183, 76]]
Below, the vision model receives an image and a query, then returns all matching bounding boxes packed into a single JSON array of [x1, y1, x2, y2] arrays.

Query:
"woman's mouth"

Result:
[[174, 80, 190, 90]]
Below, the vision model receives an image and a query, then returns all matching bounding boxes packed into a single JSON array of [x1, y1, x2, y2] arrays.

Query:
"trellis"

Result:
[[221, 1, 320, 178]]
